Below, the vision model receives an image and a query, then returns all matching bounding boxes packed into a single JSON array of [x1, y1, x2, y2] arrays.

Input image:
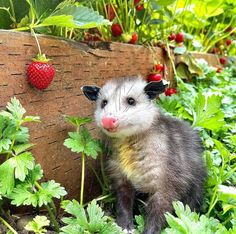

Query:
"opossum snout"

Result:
[[101, 116, 119, 131]]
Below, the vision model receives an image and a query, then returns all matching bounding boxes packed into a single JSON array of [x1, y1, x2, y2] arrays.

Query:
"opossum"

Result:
[[82, 77, 206, 234]]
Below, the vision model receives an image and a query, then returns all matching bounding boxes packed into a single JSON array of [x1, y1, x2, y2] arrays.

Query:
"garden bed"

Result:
[[0, 30, 222, 201]]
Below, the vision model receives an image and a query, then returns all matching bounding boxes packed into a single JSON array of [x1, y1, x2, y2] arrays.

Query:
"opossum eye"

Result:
[[127, 97, 136, 106], [101, 99, 108, 108]]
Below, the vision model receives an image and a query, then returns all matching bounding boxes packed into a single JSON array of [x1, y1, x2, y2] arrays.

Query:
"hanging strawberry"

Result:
[[27, 30, 55, 90], [27, 54, 55, 90]]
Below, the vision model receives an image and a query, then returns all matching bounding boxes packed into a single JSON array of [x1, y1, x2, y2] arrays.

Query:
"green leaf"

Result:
[[157, 0, 176, 6], [40, 180, 67, 200], [192, 93, 225, 131], [0, 159, 15, 195], [0, 138, 12, 152], [64, 132, 84, 153], [64, 115, 92, 127], [23, 115, 40, 123], [25, 215, 50, 234], [13, 143, 35, 155], [41, 5, 109, 29], [11, 152, 35, 181], [5, 97, 26, 120], [84, 139, 101, 159], [9, 184, 39, 207], [61, 199, 123, 234]]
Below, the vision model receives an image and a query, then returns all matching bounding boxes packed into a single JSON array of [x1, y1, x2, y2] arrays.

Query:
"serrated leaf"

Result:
[[192, 93, 225, 131], [64, 115, 92, 127], [41, 180, 67, 199], [87, 200, 106, 231], [11, 152, 35, 181], [84, 139, 101, 159], [64, 132, 84, 153], [6, 97, 26, 120], [61, 199, 123, 233], [15, 126, 30, 143], [13, 143, 35, 155], [41, 5, 109, 29], [25, 215, 50, 234], [9, 185, 39, 207], [0, 159, 15, 195], [0, 138, 11, 152]]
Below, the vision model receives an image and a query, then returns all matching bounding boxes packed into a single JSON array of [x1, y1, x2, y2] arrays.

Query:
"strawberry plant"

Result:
[[60, 199, 123, 234], [0, 98, 67, 233], [63, 116, 102, 206], [25, 216, 50, 234], [157, 62, 236, 231]]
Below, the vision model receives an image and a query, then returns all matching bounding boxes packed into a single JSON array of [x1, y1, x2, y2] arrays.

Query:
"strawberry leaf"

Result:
[[13, 143, 35, 155], [12, 152, 35, 181], [25, 215, 50, 234], [40, 180, 67, 199], [60, 200, 123, 234], [64, 115, 92, 127], [0, 159, 15, 195], [64, 132, 84, 153], [41, 5, 109, 29], [192, 93, 225, 131]]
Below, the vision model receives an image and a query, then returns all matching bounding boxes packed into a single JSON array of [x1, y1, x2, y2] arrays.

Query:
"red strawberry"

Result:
[[226, 39, 232, 46], [27, 54, 55, 90], [165, 88, 177, 96], [129, 32, 138, 44], [106, 4, 116, 21], [111, 23, 123, 37], [219, 57, 227, 65], [154, 63, 164, 72], [168, 32, 176, 41], [175, 32, 184, 43], [134, 0, 144, 11], [147, 73, 162, 82]]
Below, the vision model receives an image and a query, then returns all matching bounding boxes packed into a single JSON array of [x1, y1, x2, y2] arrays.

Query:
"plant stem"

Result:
[[45, 205, 60, 233], [80, 151, 86, 206], [0, 216, 17, 234], [6, 123, 20, 160], [9, 0, 16, 22], [87, 160, 104, 191], [31, 28, 42, 55], [206, 185, 219, 216], [34, 182, 60, 232]]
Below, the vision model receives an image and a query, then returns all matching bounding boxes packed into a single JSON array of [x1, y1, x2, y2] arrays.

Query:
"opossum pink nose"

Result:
[[101, 117, 119, 129]]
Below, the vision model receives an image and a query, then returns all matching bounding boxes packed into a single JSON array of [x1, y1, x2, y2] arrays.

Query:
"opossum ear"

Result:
[[144, 81, 167, 99], [81, 86, 100, 101]]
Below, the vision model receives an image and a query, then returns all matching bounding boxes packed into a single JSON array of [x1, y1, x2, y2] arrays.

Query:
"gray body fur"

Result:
[[82, 77, 206, 234]]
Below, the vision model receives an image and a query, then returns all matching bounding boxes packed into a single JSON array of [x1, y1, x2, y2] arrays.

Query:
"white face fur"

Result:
[[95, 77, 159, 138]]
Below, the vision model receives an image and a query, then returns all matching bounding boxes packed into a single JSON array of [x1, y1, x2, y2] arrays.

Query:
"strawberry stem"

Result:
[[31, 28, 42, 55]]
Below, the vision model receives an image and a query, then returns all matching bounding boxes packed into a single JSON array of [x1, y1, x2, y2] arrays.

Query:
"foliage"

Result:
[[158, 61, 236, 231], [163, 201, 236, 234], [60, 199, 123, 234], [0, 97, 66, 233], [0, 0, 109, 39], [25, 215, 50, 234], [1, 1, 235, 54], [64, 115, 102, 205]]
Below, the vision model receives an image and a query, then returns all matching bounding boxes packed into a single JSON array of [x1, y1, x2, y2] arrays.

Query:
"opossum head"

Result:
[[82, 77, 167, 138]]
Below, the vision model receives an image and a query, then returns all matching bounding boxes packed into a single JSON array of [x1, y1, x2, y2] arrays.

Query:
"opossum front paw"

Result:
[[123, 228, 135, 234], [116, 216, 134, 233]]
